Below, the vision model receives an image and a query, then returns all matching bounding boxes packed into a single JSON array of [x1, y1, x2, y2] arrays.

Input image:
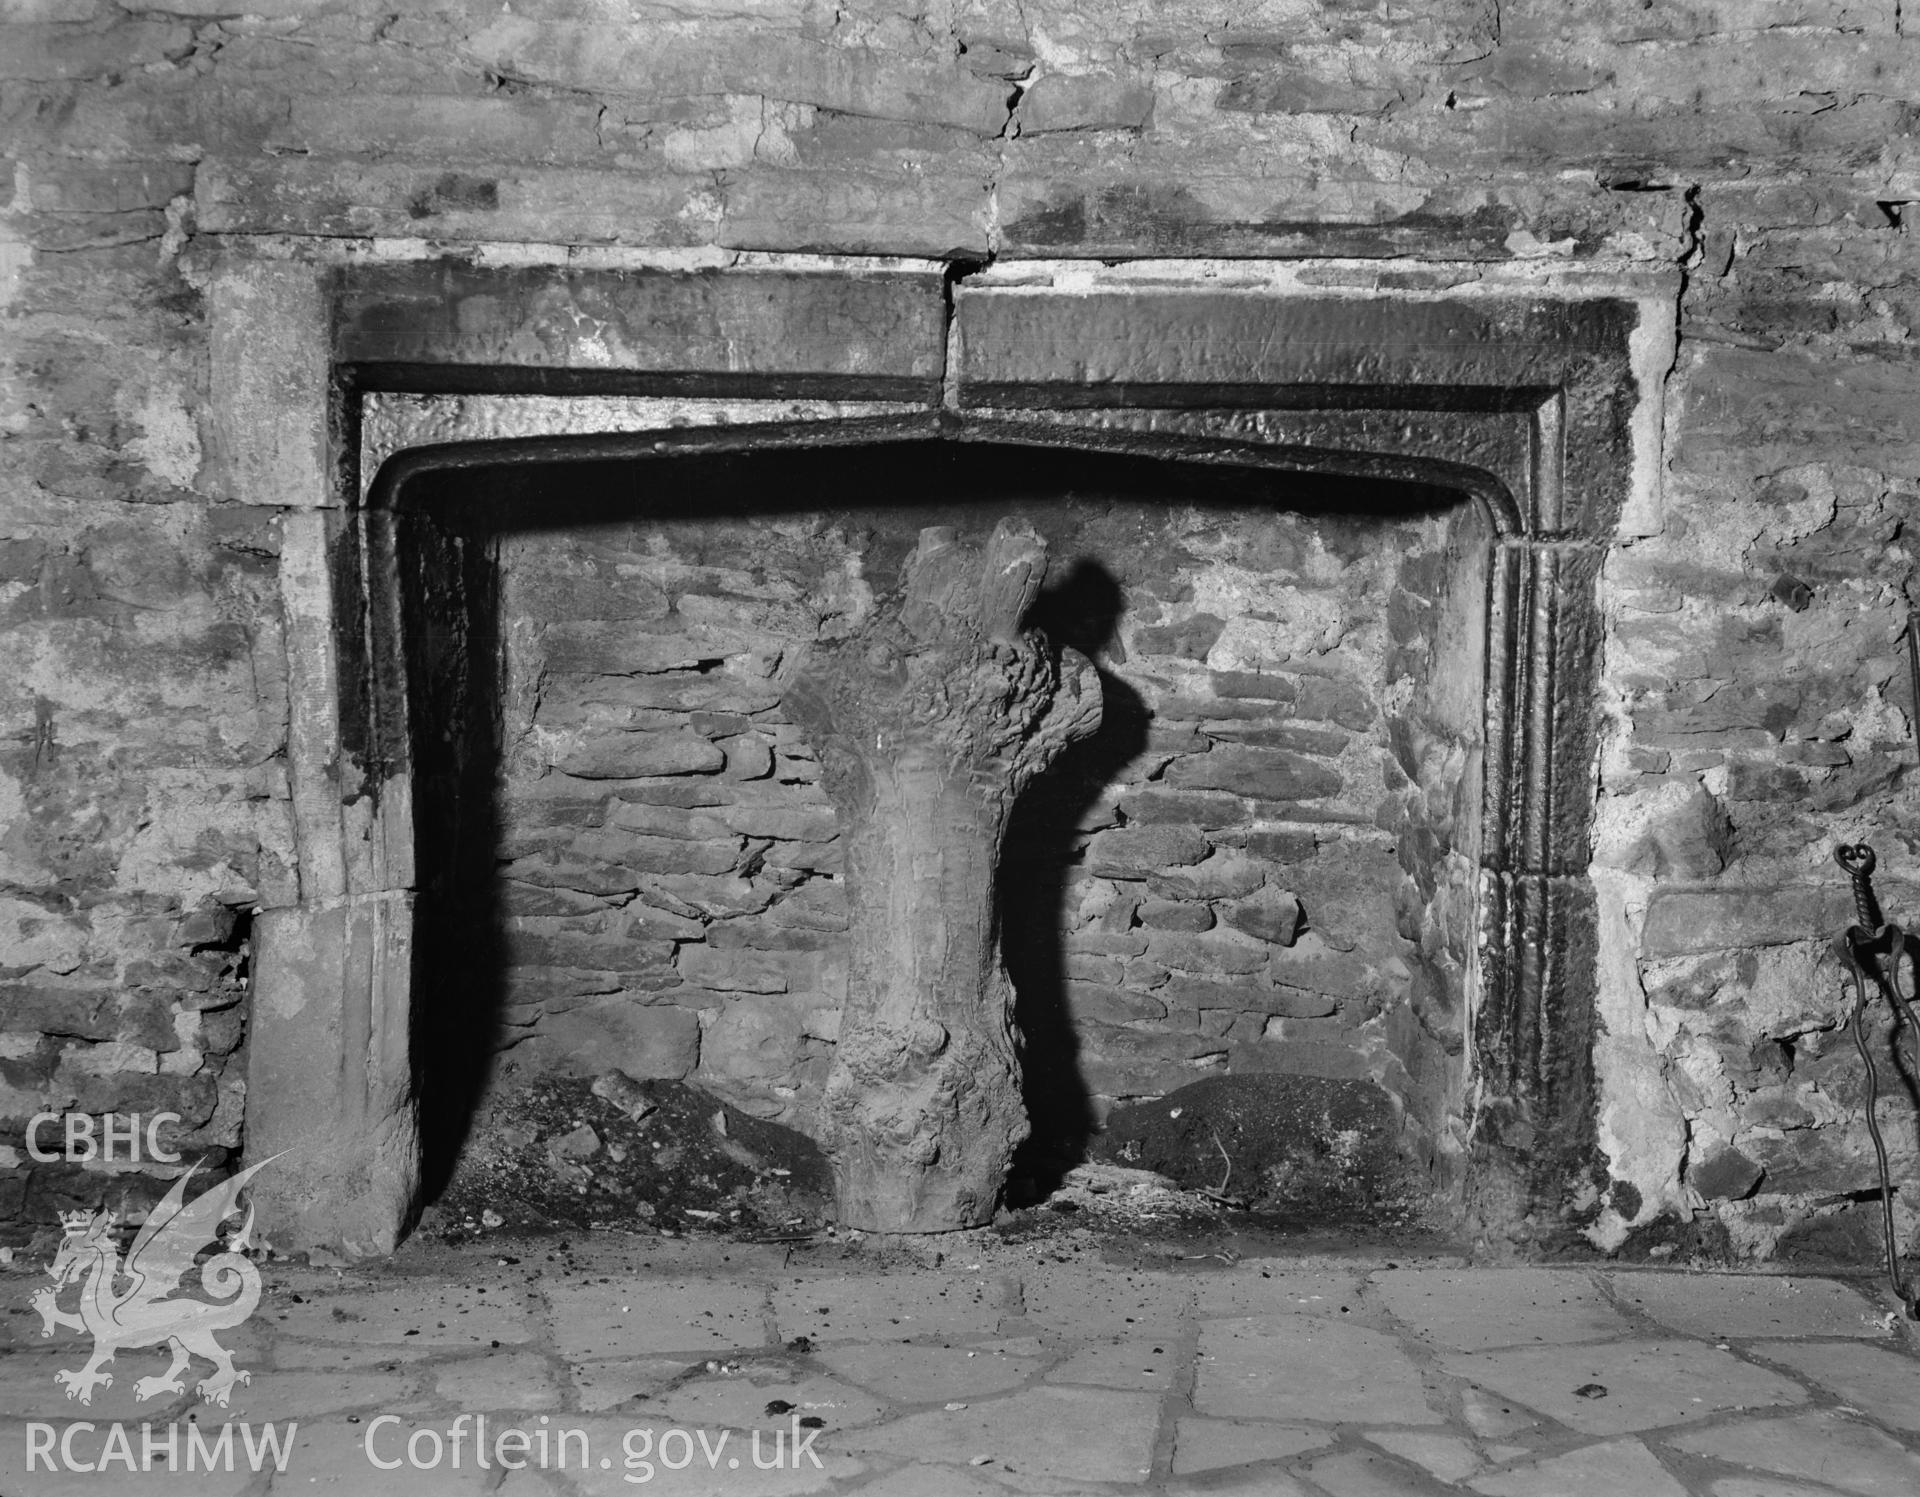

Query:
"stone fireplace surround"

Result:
[[213, 249, 1665, 1255]]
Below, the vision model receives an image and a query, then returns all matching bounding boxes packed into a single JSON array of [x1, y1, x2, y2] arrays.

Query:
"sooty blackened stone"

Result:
[[1091, 1073, 1423, 1228]]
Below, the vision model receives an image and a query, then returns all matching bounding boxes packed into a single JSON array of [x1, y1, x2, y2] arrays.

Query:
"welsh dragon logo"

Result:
[[31, 1156, 277, 1407]]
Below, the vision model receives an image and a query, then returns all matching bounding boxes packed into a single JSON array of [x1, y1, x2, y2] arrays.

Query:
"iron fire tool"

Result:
[[1831, 842, 1920, 1318]]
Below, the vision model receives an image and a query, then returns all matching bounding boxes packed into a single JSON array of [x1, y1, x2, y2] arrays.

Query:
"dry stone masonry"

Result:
[[2, 0, 1919, 1268], [483, 485, 1463, 1198]]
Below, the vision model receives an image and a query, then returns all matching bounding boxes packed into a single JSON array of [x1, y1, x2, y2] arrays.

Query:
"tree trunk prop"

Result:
[[784, 520, 1103, 1231]]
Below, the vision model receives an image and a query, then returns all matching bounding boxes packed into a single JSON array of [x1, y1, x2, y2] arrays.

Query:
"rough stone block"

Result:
[[1116, 790, 1245, 828], [277, 93, 604, 163], [1204, 722, 1349, 754], [1687, 1144, 1765, 1202], [1147, 851, 1267, 901], [696, 994, 819, 1090], [605, 801, 732, 841], [1066, 983, 1169, 1025], [500, 855, 642, 898], [526, 1000, 699, 1081], [1210, 670, 1298, 702], [576, 830, 743, 878], [197, 158, 712, 247], [1145, 933, 1270, 976], [1064, 951, 1126, 985], [765, 883, 849, 931], [1675, 345, 1920, 480], [0, 983, 117, 1040], [553, 730, 727, 779], [1085, 824, 1210, 878], [1138, 900, 1215, 933], [1065, 930, 1151, 959], [720, 164, 994, 258], [1129, 612, 1227, 659], [460, 20, 1012, 133], [1079, 1029, 1230, 1099], [715, 804, 838, 842], [1223, 888, 1304, 946], [675, 945, 791, 994], [1158, 977, 1273, 1013], [0, 20, 189, 80], [1244, 829, 1319, 862], [1165, 744, 1343, 800], [1641, 886, 1851, 958], [720, 733, 776, 781], [1018, 72, 1154, 133]]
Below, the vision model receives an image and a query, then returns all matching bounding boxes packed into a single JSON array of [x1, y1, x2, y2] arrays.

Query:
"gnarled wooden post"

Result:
[[785, 519, 1102, 1231]]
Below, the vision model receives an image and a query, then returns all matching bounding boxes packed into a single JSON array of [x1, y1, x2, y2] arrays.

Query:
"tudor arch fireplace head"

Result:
[[219, 257, 1650, 1255]]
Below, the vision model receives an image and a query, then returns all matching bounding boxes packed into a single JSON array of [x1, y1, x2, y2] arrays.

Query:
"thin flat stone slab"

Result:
[[833, 1385, 1160, 1485], [1710, 1481, 1866, 1497], [570, 1356, 693, 1413], [267, 1281, 536, 1347], [272, 1336, 445, 1369], [637, 1368, 890, 1432], [772, 1273, 1013, 1343], [1046, 1336, 1180, 1391], [1013, 1264, 1193, 1338], [1366, 1430, 1482, 1483], [1469, 1437, 1689, 1497], [1194, 1315, 1440, 1424], [1459, 1386, 1543, 1438], [433, 1350, 561, 1410], [548, 1278, 771, 1359], [0, 1345, 205, 1420], [1749, 1342, 1920, 1433], [1440, 1340, 1807, 1436], [1169, 1418, 1331, 1475], [217, 1367, 420, 1420], [1612, 1274, 1891, 1340], [1191, 1267, 1366, 1319], [854, 1464, 1014, 1497], [1164, 1470, 1312, 1497], [1374, 1269, 1630, 1351], [1303, 1448, 1457, 1495], [1669, 1409, 1920, 1496], [815, 1342, 1041, 1403]]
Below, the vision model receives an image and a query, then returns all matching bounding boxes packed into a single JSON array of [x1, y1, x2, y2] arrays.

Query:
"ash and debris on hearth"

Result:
[[424, 1073, 832, 1242], [1084, 1073, 1430, 1233]]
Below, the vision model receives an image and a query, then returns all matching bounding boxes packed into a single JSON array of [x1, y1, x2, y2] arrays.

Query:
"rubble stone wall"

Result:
[[4, 0, 1919, 1257], [485, 492, 1477, 1184]]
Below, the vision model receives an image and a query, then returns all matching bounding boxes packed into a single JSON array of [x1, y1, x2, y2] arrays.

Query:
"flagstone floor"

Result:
[[4, 1227, 1919, 1495]]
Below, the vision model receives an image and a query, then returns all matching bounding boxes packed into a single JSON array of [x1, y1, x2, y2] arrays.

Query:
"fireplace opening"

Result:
[[362, 428, 1492, 1234]]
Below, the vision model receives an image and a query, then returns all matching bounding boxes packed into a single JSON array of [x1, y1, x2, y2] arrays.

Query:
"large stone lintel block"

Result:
[[246, 893, 419, 1258], [334, 261, 946, 395], [952, 285, 1637, 406]]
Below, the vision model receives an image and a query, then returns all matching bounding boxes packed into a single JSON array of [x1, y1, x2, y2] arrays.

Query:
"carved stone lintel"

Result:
[[784, 519, 1102, 1231]]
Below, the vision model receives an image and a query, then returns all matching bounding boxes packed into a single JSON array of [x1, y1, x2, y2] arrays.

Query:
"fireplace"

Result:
[[214, 254, 1663, 1254]]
